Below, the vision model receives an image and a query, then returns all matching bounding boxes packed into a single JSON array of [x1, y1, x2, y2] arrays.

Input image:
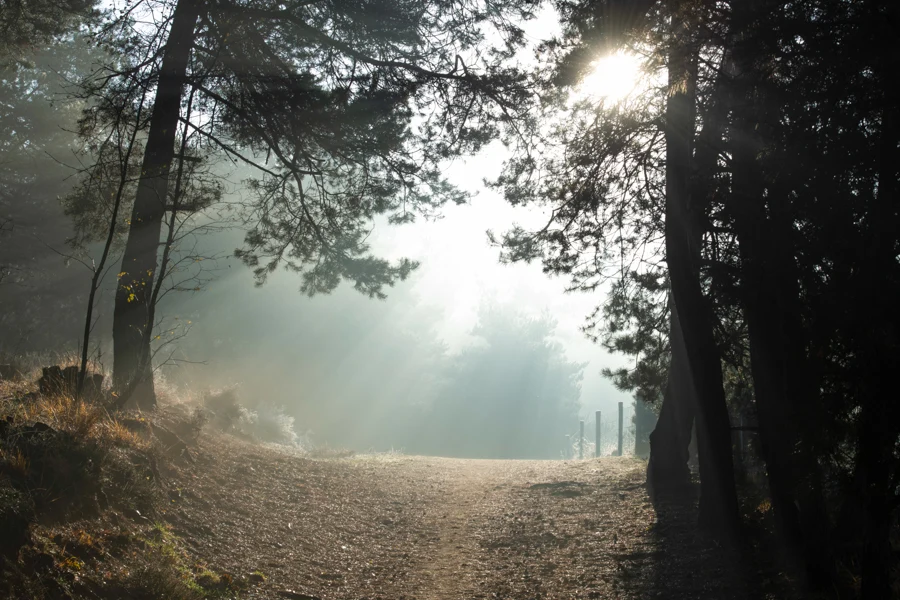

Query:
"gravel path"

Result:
[[164, 434, 757, 599]]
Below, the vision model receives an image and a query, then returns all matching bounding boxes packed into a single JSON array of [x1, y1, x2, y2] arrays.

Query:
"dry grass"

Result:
[[0, 351, 106, 382], [0, 358, 283, 599], [0, 379, 160, 528], [1, 393, 149, 450], [18, 394, 103, 437], [304, 444, 356, 459], [0, 446, 29, 477], [0, 355, 143, 451], [0, 375, 35, 402]]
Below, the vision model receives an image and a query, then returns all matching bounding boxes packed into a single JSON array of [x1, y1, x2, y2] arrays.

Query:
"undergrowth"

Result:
[[0, 368, 255, 599]]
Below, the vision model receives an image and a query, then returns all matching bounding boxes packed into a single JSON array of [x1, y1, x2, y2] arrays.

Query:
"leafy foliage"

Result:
[[597, 268, 668, 399], [495, 0, 900, 592]]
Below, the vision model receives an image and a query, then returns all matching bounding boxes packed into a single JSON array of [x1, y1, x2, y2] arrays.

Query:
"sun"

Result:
[[578, 51, 643, 103]]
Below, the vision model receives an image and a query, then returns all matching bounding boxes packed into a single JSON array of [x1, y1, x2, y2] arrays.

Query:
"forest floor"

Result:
[[1, 371, 799, 600], [154, 433, 790, 600]]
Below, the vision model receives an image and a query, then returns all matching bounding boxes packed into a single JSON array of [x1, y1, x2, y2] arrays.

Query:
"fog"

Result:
[[1, 133, 635, 459], [3, 2, 897, 593], [158, 145, 635, 456], [0, 2, 637, 460]]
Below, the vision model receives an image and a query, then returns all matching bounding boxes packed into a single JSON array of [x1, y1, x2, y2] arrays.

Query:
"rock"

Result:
[[39, 366, 64, 395], [79, 373, 105, 402], [248, 572, 266, 583], [21, 421, 54, 437], [37, 365, 105, 400], [62, 366, 79, 390]]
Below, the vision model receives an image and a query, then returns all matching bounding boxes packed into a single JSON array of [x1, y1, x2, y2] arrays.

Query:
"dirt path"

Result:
[[413, 460, 491, 599], [163, 435, 758, 599]]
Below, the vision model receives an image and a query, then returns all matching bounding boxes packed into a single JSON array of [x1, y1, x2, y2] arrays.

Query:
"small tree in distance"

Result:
[[413, 305, 584, 459]]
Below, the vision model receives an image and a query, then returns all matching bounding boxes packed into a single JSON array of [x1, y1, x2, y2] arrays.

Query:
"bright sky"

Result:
[[366, 24, 648, 427], [173, 7, 646, 434], [369, 139, 635, 427]]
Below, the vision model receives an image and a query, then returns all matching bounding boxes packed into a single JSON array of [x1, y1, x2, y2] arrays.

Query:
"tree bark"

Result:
[[664, 6, 740, 538], [730, 104, 806, 564], [647, 298, 695, 500], [722, 0, 837, 586], [112, 0, 199, 409], [858, 5, 900, 594]]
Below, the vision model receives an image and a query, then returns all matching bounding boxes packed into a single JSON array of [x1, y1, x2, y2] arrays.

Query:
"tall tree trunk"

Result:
[[664, 7, 740, 538], [647, 297, 695, 500], [112, 0, 199, 409], [730, 99, 806, 563], [859, 5, 900, 595], [729, 78, 835, 590], [724, 1, 834, 586]]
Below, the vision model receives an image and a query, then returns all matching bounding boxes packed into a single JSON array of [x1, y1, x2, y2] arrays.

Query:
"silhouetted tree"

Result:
[[86, 0, 539, 408], [493, 0, 741, 535], [0, 0, 96, 63], [497, 0, 900, 591]]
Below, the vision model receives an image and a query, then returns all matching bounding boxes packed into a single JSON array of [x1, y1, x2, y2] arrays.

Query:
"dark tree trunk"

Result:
[[664, 8, 740, 538], [730, 119, 806, 564], [858, 6, 900, 593], [112, 0, 199, 409], [647, 298, 695, 500], [729, 86, 835, 589], [723, 0, 835, 586], [647, 384, 691, 498]]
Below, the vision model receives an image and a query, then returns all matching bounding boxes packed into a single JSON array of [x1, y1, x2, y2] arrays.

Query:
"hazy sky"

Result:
[[1, 4, 639, 442], [367, 142, 635, 425], [355, 8, 641, 429], [171, 6, 641, 434], [168, 140, 637, 442]]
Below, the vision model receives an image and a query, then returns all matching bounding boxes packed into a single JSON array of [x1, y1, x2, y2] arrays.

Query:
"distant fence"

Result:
[[565, 403, 636, 459]]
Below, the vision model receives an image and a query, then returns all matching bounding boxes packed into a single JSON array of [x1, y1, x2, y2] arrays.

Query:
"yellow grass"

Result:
[[2, 393, 149, 449], [0, 446, 29, 477], [1, 351, 106, 381], [21, 394, 102, 437]]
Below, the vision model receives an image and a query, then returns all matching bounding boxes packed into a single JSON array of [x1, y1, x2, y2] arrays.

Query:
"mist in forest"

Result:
[[0, 38, 634, 458], [3, 0, 900, 595]]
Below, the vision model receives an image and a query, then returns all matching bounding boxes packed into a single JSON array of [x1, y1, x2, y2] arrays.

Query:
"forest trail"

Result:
[[163, 434, 758, 599], [412, 459, 494, 599]]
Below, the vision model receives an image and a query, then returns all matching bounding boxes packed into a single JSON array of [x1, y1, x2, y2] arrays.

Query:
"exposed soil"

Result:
[[157, 433, 767, 600]]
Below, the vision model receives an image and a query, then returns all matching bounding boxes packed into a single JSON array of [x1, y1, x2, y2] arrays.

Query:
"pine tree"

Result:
[[87, 0, 539, 407]]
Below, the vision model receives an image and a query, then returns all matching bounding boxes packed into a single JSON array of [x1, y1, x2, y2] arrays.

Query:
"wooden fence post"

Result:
[[595, 410, 601, 457], [617, 401, 624, 457], [579, 420, 584, 459]]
